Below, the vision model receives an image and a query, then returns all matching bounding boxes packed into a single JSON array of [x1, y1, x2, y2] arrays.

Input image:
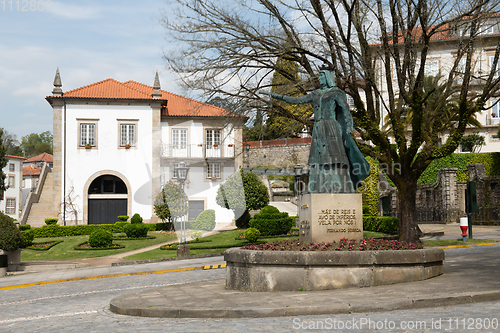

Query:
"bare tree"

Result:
[[162, 0, 500, 242]]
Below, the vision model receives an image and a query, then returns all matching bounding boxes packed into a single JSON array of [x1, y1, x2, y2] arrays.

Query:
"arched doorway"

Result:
[[87, 175, 128, 224]]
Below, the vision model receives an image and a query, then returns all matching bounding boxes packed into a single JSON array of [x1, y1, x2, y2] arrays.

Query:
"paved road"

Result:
[[1, 245, 499, 332]]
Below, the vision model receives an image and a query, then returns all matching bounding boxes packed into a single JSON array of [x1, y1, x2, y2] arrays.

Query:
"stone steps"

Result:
[[26, 173, 59, 226]]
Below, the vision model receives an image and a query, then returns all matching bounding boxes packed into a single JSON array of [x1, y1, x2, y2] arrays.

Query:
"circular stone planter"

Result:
[[224, 247, 444, 292]]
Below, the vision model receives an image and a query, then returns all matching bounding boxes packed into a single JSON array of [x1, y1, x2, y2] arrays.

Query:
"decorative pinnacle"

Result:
[[52, 67, 63, 96], [152, 70, 161, 98]]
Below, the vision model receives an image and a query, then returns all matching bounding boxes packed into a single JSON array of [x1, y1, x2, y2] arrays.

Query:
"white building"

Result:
[[374, 15, 500, 153], [1, 155, 25, 220], [31, 70, 246, 227]]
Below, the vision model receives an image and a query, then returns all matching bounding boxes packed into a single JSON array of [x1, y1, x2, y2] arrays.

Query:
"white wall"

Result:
[[1, 157, 24, 220], [64, 104, 154, 223]]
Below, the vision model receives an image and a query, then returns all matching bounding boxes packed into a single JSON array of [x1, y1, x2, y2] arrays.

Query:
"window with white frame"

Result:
[[9, 164, 14, 172], [172, 162, 187, 179], [80, 123, 96, 147], [172, 129, 187, 149], [479, 24, 494, 35], [425, 60, 439, 77], [6, 198, 15, 214], [120, 124, 136, 147], [207, 162, 221, 179], [490, 56, 500, 78], [8, 176, 14, 187], [491, 100, 500, 118], [206, 129, 221, 147]]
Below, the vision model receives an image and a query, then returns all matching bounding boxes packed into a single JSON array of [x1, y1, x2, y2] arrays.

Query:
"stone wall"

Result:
[[243, 139, 310, 168], [380, 163, 500, 225]]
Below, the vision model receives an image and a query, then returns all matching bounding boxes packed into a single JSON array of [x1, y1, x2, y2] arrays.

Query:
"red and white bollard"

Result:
[[460, 217, 468, 242]]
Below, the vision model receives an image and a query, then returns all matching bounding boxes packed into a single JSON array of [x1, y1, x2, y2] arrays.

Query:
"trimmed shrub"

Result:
[[19, 224, 31, 231], [235, 210, 251, 229], [21, 229, 35, 248], [115, 221, 130, 232], [154, 222, 174, 231], [44, 218, 58, 225], [0, 212, 24, 252], [130, 213, 143, 224], [190, 209, 216, 231], [117, 215, 129, 222], [123, 223, 149, 238], [244, 228, 260, 242], [88, 230, 113, 248], [190, 230, 203, 239], [363, 216, 399, 235], [249, 206, 294, 236]]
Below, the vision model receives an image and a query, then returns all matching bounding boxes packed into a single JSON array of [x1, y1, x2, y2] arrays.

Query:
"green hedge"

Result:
[[249, 206, 294, 236], [418, 152, 500, 184], [32, 222, 173, 238], [363, 215, 399, 235]]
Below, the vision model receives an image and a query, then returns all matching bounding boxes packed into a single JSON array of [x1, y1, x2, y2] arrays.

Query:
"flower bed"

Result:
[[241, 238, 422, 252], [74, 242, 125, 250], [27, 240, 64, 251], [225, 244, 444, 292]]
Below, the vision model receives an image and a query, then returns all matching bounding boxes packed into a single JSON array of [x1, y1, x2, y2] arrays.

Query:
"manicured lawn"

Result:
[[21, 231, 177, 261], [123, 229, 392, 260], [423, 238, 500, 247]]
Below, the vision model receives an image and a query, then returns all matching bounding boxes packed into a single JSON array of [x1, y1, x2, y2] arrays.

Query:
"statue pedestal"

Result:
[[298, 193, 363, 244]]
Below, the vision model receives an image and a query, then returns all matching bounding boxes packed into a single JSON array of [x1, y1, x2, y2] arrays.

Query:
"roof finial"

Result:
[[152, 70, 161, 98], [52, 67, 63, 96]]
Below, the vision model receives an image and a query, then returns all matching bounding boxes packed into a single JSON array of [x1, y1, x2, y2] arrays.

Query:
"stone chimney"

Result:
[[152, 70, 161, 99], [52, 67, 63, 96]]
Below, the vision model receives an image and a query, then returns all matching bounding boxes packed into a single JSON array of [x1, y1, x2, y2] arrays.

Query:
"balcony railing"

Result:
[[486, 117, 500, 126], [161, 143, 235, 158]]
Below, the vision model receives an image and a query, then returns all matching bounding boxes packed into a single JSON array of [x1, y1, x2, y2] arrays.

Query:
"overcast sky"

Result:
[[0, 0, 186, 141]]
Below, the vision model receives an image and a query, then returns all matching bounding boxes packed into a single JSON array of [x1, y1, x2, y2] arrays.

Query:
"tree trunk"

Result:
[[398, 182, 421, 244]]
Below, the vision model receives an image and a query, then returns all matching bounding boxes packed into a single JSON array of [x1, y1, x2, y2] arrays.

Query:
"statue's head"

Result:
[[319, 69, 336, 88]]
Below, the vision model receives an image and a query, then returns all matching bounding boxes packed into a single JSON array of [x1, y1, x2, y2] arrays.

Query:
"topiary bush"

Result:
[[130, 213, 143, 224], [117, 215, 129, 222], [44, 218, 58, 225], [244, 228, 260, 243], [0, 212, 23, 252], [21, 229, 35, 248], [249, 206, 294, 236], [115, 221, 130, 232], [88, 230, 113, 248], [123, 223, 149, 238], [189, 209, 216, 231], [235, 210, 251, 229], [190, 230, 203, 239]]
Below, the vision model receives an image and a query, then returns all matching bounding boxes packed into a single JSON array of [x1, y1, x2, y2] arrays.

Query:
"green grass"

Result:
[[423, 238, 500, 247], [21, 231, 177, 261], [123, 229, 392, 261]]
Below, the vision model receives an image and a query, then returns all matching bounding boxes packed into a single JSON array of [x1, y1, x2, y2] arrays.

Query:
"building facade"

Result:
[[42, 70, 246, 227], [1, 155, 25, 220]]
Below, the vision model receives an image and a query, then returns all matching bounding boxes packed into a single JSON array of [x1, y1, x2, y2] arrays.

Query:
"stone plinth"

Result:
[[298, 193, 363, 244], [176, 244, 190, 259], [225, 248, 444, 292]]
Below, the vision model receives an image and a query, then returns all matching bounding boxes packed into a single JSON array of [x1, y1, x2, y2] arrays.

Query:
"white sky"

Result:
[[0, 0, 186, 140]]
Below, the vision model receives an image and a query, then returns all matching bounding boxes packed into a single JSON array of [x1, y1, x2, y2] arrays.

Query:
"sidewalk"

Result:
[[110, 243, 500, 318]]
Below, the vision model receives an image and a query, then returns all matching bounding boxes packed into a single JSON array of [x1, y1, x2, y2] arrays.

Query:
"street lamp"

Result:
[[175, 161, 190, 258]]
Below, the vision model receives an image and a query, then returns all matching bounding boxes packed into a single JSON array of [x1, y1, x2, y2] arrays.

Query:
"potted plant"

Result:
[[198, 144, 203, 147], [211, 177, 217, 180], [125, 144, 131, 149], [227, 144, 233, 147], [85, 143, 92, 149], [213, 144, 219, 148], [492, 113, 497, 118], [0, 212, 23, 273]]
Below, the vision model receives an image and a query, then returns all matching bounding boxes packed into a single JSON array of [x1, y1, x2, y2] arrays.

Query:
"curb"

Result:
[[109, 289, 500, 318]]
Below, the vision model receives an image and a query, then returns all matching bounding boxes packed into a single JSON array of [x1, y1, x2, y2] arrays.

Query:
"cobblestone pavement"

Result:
[[0, 246, 499, 332]]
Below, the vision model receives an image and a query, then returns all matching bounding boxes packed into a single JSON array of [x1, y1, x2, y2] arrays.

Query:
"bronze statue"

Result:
[[260, 69, 369, 193]]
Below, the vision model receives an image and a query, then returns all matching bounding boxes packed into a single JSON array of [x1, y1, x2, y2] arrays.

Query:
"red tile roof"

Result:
[[23, 165, 41, 176], [47, 78, 243, 118], [5, 155, 26, 160], [25, 152, 53, 163], [123, 80, 235, 117]]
